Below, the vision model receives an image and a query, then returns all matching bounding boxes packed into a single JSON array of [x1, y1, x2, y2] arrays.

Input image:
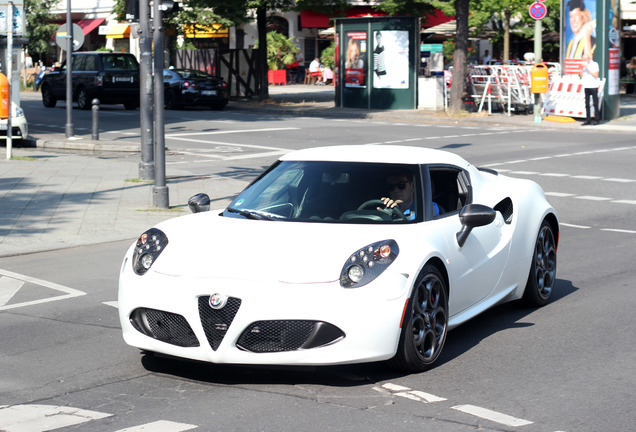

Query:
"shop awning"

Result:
[[106, 23, 130, 39], [77, 18, 105, 36], [184, 24, 229, 38], [300, 10, 331, 28]]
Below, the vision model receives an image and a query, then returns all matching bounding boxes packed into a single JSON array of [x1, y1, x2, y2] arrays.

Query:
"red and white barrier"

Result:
[[542, 76, 605, 118]]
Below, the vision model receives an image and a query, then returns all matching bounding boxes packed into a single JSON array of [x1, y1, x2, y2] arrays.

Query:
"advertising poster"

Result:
[[344, 32, 367, 88], [607, 0, 620, 95], [563, 0, 597, 74], [372, 30, 409, 89]]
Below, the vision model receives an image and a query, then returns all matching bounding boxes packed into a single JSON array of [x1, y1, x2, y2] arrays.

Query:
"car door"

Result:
[[427, 166, 511, 315]]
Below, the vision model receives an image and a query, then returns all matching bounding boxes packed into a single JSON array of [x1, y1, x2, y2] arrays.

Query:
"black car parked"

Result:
[[41, 52, 140, 110], [163, 69, 229, 110]]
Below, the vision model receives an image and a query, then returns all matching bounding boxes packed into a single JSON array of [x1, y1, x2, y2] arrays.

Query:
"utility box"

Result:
[[531, 63, 549, 94]]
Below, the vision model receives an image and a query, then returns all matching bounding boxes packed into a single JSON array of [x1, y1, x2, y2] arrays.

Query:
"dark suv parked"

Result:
[[41, 52, 140, 110]]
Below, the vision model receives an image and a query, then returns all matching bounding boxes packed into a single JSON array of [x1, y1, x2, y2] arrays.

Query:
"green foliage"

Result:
[[25, 0, 59, 60], [320, 42, 335, 70], [256, 31, 299, 70]]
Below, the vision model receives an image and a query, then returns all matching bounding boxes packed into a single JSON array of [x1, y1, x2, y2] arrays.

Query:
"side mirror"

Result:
[[188, 193, 210, 213], [456, 204, 496, 247]]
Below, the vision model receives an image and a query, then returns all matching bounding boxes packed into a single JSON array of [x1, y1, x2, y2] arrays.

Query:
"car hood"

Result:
[[148, 212, 404, 283]]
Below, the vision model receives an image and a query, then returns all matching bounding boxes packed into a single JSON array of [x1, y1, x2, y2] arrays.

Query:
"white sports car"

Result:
[[119, 145, 558, 372]]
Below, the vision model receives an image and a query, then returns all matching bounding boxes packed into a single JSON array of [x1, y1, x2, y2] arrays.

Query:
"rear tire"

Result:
[[77, 88, 90, 110], [522, 220, 557, 307], [390, 265, 448, 372], [42, 86, 56, 108]]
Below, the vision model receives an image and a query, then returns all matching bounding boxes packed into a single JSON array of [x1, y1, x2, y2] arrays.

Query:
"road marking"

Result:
[[114, 420, 197, 432], [561, 223, 591, 229], [485, 145, 636, 168], [612, 200, 636, 205], [601, 228, 636, 234], [0, 404, 112, 432], [376, 383, 447, 403], [452, 404, 533, 427], [575, 195, 612, 201], [603, 178, 635, 183], [103, 301, 119, 308], [165, 127, 299, 138], [0, 269, 86, 311], [545, 192, 575, 197], [0, 277, 23, 306]]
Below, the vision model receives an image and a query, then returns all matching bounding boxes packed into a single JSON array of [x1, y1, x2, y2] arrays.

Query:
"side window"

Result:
[[71, 55, 84, 71], [429, 167, 471, 216], [83, 55, 97, 71]]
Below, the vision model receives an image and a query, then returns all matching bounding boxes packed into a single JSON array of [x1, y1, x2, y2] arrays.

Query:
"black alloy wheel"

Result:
[[523, 220, 557, 307], [391, 265, 448, 372]]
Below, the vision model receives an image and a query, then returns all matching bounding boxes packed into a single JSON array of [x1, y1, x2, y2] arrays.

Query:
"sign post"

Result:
[[530, 0, 547, 123]]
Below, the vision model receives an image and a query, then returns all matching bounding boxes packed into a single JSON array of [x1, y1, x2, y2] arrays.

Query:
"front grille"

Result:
[[236, 320, 345, 353], [198, 296, 242, 350], [130, 308, 199, 347]]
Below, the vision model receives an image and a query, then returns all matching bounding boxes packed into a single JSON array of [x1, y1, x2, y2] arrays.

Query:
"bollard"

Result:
[[91, 98, 100, 140]]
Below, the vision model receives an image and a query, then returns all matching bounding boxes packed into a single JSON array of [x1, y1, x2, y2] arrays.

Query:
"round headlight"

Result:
[[140, 253, 153, 269], [348, 265, 364, 283]]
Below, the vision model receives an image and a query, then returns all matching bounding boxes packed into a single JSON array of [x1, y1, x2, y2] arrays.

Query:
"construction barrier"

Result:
[[463, 63, 560, 115], [542, 76, 606, 119]]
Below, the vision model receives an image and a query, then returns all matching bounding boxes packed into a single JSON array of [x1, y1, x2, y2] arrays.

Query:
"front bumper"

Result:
[[118, 254, 410, 366], [0, 115, 28, 139]]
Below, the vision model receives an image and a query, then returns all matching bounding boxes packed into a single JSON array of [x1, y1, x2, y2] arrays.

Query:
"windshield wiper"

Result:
[[226, 207, 274, 221]]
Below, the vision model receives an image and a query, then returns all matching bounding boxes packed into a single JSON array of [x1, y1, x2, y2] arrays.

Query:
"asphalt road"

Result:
[[1, 97, 635, 431]]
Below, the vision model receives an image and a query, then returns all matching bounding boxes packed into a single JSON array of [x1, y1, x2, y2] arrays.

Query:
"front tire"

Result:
[[522, 220, 557, 307], [42, 86, 56, 108], [390, 265, 448, 372]]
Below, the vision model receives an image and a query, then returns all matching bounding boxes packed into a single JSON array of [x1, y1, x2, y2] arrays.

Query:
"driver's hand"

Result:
[[379, 197, 403, 209]]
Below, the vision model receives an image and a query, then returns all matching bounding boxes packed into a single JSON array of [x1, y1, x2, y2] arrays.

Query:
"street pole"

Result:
[[533, 19, 542, 124], [65, 0, 74, 138], [152, 0, 169, 208], [5, 2, 12, 159], [138, 0, 154, 180]]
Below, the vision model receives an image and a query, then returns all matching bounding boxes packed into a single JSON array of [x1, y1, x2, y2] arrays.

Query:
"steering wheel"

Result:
[[357, 199, 407, 221]]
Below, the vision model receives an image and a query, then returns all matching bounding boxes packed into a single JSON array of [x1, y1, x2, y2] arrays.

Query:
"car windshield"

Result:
[[102, 55, 139, 72], [177, 70, 212, 79], [224, 161, 421, 223]]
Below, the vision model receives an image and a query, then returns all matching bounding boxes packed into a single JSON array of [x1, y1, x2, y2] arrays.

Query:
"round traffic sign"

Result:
[[529, 2, 547, 20], [55, 23, 84, 52]]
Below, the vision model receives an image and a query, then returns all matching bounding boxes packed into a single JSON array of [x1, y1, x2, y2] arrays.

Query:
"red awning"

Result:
[[300, 10, 331, 28], [76, 18, 105, 36], [421, 10, 454, 28]]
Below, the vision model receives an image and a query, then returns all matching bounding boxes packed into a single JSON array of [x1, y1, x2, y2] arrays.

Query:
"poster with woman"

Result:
[[372, 30, 410, 89], [344, 32, 367, 88]]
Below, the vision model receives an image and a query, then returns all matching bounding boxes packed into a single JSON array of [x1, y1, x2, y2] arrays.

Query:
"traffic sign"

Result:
[[529, 2, 547, 20], [55, 23, 84, 52]]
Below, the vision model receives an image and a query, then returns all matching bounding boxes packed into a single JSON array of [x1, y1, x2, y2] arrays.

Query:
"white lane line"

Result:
[[0, 269, 86, 311], [545, 192, 575, 197], [166, 137, 289, 152], [603, 178, 635, 183], [0, 404, 112, 432], [612, 200, 636, 205], [103, 301, 119, 308], [377, 383, 447, 403], [114, 420, 198, 432], [165, 126, 299, 138], [571, 175, 602, 179], [452, 404, 533, 427], [561, 223, 592, 229], [540, 173, 569, 177], [575, 196, 612, 201], [601, 228, 636, 234], [0, 276, 23, 306]]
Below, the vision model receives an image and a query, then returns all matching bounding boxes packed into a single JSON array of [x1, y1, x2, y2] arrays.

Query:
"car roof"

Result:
[[279, 145, 471, 167]]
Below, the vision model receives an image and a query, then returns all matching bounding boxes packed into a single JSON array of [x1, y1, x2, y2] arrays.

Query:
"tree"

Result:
[[257, 31, 299, 70], [25, 0, 59, 63]]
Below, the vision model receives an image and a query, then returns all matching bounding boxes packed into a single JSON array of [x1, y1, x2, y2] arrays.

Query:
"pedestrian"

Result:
[[581, 53, 600, 125]]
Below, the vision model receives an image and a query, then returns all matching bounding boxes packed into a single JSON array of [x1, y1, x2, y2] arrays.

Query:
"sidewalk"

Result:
[[1, 87, 635, 258]]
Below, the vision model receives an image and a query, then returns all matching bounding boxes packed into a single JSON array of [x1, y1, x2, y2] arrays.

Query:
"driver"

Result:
[[379, 172, 439, 220], [380, 173, 416, 220]]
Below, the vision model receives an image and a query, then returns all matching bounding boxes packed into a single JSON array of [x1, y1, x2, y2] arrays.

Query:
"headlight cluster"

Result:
[[132, 228, 168, 275], [340, 240, 399, 288]]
